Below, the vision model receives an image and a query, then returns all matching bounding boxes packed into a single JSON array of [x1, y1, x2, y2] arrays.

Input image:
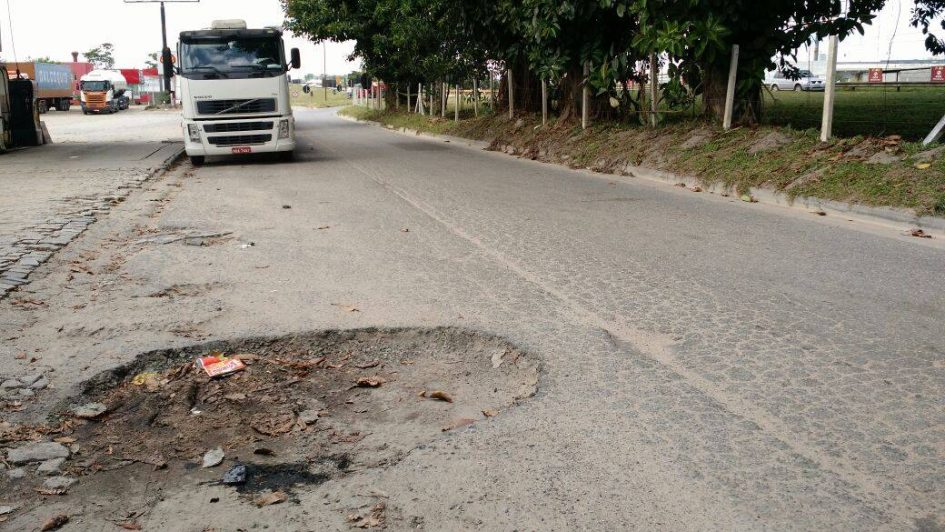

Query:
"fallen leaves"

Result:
[[356, 376, 386, 388], [420, 390, 454, 403], [40, 515, 69, 531], [254, 491, 288, 507], [118, 522, 142, 530], [482, 409, 498, 417], [909, 228, 933, 239], [251, 412, 296, 436], [441, 418, 476, 432], [347, 503, 386, 529]]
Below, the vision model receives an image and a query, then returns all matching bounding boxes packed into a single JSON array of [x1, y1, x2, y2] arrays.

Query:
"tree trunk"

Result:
[[702, 66, 761, 126], [498, 60, 541, 115]]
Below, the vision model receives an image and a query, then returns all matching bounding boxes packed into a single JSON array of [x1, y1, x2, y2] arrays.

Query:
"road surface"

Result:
[[1, 108, 943, 530]]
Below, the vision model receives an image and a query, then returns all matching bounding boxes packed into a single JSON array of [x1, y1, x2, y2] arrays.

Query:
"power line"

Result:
[[5, 0, 19, 66]]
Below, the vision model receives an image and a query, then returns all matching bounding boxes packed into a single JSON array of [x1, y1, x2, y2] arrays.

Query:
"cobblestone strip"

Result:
[[0, 156, 182, 298]]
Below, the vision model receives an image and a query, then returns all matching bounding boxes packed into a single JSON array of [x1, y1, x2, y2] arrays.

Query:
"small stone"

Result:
[[0, 505, 13, 515], [37, 458, 66, 475], [1, 379, 23, 390], [7, 467, 26, 479], [202, 447, 225, 468], [299, 410, 320, 425], [7, 442, 70, 464], [71, 402, 107, 419], [222, 464, 247, 485], [18, 373, 43, 386], [18, 388, 34, 398], [43, 476, 77, 490], [29, 375, 49, 390]]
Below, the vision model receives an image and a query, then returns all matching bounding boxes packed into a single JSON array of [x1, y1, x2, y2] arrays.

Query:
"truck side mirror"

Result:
[[290, 48, 301, 70]]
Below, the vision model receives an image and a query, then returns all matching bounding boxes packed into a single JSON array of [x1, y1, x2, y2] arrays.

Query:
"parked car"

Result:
[[766, 70, 825, 92]]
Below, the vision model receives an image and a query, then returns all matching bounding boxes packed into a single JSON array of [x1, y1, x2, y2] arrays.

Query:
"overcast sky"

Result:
[[0, 0, 360, 76], [0, 0, 942, 72]]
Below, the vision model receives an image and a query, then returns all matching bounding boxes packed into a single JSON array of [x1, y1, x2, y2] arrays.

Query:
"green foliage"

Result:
[[144, 52, 159, 69], [85, 43, 115, 70], [284, 0, 943, 124]]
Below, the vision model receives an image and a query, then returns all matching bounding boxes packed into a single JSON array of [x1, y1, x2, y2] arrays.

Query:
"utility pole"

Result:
[[582, 62, 589, 130], [160, 2, 171, 94], [323, 41, 327, 102]]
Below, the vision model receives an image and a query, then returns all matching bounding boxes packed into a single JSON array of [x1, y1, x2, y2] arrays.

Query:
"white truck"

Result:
[[80, 70, 130, 114], [178, 20, 300, 165]]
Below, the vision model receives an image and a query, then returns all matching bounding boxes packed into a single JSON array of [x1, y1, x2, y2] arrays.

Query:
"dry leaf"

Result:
[[915, 162, 932, 169], [482, 409, 498, 417], [426, 390, 453, 403], [251, 412, 296, 436], [254, 491, 288, 507], [317, 225, 331, 230], [812, 210, 827, 216], [355, 360, 381, 369], [400, 228, 410, 233], [34, 488, 67, 496], [690, 186, 703, 192], [53, 437, 77, 444], [119, 522, 142, 530], [442, 418, 476, 432], [41, 515, 69, 531], [356, 376, 386, 388], [909, 229, 933, 239]]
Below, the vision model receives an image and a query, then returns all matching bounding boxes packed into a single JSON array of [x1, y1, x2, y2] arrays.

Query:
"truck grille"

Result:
[[207, 134, 273, 146], [197, 98, 277, 115], [203, 121, 274, 133]]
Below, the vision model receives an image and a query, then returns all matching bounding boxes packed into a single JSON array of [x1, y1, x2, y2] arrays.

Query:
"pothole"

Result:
[[1, 328, 539, 528]]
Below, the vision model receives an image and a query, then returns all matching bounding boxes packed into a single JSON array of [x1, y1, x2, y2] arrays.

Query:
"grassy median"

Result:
[[341, 105, 945, 216]]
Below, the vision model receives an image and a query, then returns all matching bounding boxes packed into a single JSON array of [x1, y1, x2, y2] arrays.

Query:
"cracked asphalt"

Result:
[[1, 107, 943, 530]]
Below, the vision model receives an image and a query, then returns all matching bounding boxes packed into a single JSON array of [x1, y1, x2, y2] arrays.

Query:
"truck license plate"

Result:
[[231, 147, 252, 154]]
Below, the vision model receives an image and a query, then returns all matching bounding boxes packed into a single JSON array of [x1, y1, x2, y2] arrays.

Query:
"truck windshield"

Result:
[[181, 37, 284, 79], [81, 81, 110, 91]]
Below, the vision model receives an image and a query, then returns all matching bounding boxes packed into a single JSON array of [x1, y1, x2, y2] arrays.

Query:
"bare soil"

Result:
[[0, 328, 539, 530]]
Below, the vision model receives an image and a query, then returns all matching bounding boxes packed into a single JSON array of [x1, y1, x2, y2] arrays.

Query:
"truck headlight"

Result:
[[278, 119, 290, 139], [187, 124, 201, 142]]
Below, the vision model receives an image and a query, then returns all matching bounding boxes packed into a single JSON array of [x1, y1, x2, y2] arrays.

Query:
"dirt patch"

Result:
[[0, 328, 539, 529], [748, 131, 792, 154]]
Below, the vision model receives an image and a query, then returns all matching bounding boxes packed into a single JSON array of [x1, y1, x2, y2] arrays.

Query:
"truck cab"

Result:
[[80, 70, 130, 114], [178, 20, 300, 165]]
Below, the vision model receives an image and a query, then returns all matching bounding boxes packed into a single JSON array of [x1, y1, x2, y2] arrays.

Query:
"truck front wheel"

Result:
[[190, 155, 205, 166]]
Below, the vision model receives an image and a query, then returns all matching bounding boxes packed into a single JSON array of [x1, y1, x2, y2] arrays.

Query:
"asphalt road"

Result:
[[2, 107, 943, 530]]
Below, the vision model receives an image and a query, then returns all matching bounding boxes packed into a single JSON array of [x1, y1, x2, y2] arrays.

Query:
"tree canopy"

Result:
[[84, 43, 116, 70], [284, 0, 945, 123]]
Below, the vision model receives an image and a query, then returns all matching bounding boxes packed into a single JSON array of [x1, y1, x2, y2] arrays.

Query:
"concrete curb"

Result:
[[338, 111, 945, 238]]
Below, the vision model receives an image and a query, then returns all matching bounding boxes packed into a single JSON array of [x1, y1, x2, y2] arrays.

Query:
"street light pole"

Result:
[[323, 42, 327, 102], [160, 1, 171, 94]]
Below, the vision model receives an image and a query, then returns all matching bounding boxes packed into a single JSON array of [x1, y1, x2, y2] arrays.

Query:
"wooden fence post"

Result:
[[649, 53, 659, 127], [582, 62, 590, 130], [820, 36, 839, 141], [508, 69, 514, 119], [455, 84, 460, 121], [473, 78, 479, 117], [541, 78, 548, 126], [723, 45, 739, 130]]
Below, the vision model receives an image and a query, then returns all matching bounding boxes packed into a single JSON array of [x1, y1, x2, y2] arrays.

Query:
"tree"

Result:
[[144, 52, 159, 69], [29, 56, 59, 64], [912, 0, 945, 54], [85, 43, 116, 69]]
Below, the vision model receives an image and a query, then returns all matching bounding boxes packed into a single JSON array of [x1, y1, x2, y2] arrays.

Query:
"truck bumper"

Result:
[[183, 117, 296, 157]]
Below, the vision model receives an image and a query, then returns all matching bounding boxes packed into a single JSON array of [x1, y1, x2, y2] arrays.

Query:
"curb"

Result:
[[338, 111, 945, 239]]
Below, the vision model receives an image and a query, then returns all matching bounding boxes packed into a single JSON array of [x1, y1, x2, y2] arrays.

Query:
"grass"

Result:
[[762, 86, 945, 140], [341, 105, 945, 216], [290, 88, 351, 109]]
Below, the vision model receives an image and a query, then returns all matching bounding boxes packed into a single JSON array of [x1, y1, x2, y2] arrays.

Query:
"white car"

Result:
[[766, 70, 826, 92]]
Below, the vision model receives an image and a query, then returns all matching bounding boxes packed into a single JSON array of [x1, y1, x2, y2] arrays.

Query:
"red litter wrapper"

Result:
[[196, 354, 246, 378]]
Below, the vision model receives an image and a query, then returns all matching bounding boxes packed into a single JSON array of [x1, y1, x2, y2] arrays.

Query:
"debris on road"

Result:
[[355, 359, 380, 369], [908, 228, 933, 239], [202, 447, 225, 468], [282, 205, 292, 209], [7, 442, 70, 464], [222, 464, 247, 485], [356, 376, 386, 388], [196, 354, 246, 378], [42, 476, 77, 491], [40, 514, 69, 531], [441, 418, 476, 432], [254, 490, 288, 507], [72, 402, 108, 419], [482, 409, 498, 417], [423, 390, 454, 403], [347, 502, 386, 529], [332, 303, 360, 313], [491, 349, 507, 368]]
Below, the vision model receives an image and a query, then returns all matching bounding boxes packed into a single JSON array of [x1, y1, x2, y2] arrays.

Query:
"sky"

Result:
[[0, 0, 361, 76], [0, 0, 942, 73]]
